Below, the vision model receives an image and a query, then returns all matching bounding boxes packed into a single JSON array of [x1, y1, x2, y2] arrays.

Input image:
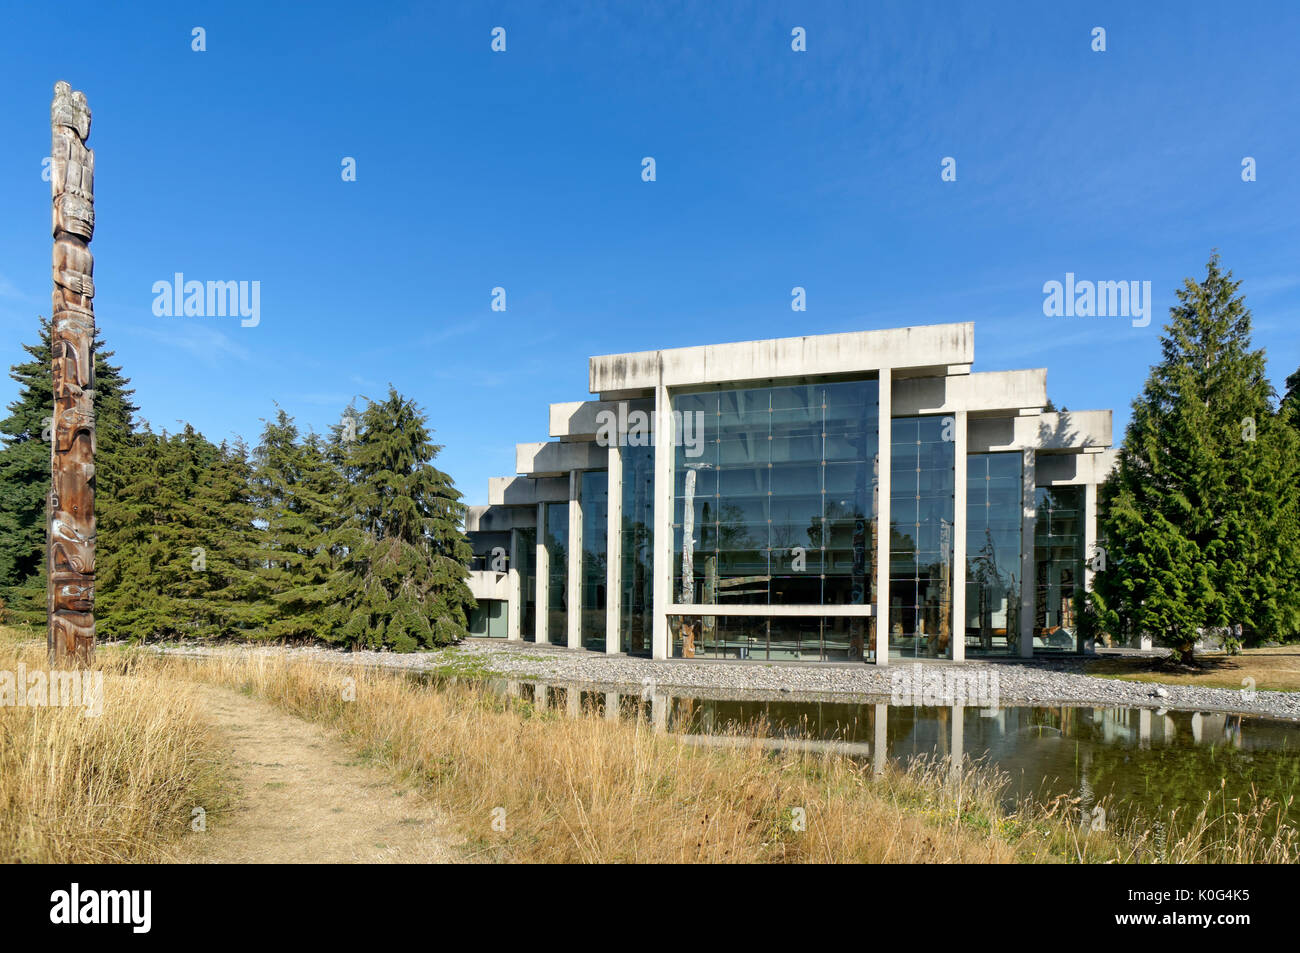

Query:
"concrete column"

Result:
[[605, 691, 619, 721], [875, 368, 892, 665], [1083, 481, 1098, 595], [567, 685, 581, 718], [535, 502, 549, 644], [1083, 480, 1098, 653], [950, 410, 967, 662], [1019, 448, 1036, 658], [567, 470, 583, 649], [652, 378, 673, 660], [506, 527, 522, 640], [605, 444, 623, 654]]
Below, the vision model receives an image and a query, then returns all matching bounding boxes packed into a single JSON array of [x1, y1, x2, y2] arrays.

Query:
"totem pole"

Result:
[[48, 81, 96, 666]]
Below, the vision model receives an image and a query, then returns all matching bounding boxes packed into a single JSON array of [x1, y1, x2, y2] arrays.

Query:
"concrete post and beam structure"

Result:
[[463, 321, 1117, 662]]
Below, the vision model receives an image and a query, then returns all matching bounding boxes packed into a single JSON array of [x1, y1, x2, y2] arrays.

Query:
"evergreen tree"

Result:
[[0, 319, 137, 627], [327, 387, 473, 651], [250, 410, 346, 640], [99, 426, 261, 641], [1093, 254, 1300, 662], [1282, 367, 1300, 423]]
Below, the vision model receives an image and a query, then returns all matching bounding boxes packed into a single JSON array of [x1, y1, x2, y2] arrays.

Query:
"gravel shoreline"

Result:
[[156, 638, 1300, 721]]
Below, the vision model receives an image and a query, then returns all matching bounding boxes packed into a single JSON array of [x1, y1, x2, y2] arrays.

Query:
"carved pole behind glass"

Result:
[[48, 81, 96, 666]]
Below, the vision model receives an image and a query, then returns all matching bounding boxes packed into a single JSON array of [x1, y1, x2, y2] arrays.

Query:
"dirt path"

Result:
[[182, 683, 459, 863]]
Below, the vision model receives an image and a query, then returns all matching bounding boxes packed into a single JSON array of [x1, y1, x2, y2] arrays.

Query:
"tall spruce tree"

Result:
[[1093, 254, 1300, 661], [250, 410, 346, 640], [0, 319, 137, 627], [327, 387, 473, 651]]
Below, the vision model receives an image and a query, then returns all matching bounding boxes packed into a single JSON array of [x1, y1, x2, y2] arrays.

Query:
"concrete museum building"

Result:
[[464, 322, 1116, 664]]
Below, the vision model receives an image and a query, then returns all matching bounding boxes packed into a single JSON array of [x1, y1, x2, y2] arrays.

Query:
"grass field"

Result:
[[3, 625, 1296, 864], [1086, 647, 1300, 693]]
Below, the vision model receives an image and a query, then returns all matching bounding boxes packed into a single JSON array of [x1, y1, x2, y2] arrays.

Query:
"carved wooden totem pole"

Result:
[[48, 81, 96, 666]]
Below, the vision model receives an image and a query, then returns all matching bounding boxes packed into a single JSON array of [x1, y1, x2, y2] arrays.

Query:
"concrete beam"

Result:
[[590, 322, 974, 393], [892, 369, 1047, 417], [488, 475, 569, 507], [467, 569, 510, 601], [549, 398, 655, 440], [465, 504, 537, 533], [967, 410, 1112, 454], [516, 440, 607, 477], [1035, 447, 1119, 487]]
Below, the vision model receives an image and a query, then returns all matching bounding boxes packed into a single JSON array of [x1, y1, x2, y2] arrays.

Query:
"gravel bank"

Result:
[[157, 639, 1300, 721]]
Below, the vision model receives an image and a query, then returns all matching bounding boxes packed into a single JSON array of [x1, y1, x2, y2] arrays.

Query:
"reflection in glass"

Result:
[[889, 416, 954, 658], [545, 502, 568, 643], [517, 526, 536, 641], [966, 452, 1022, 656], [621, 444, 654, 654], [669, 378, 879, 661], [581, 470, 608, 649], [1034, 485, 1084, 652], [670, 614, 864, 661]]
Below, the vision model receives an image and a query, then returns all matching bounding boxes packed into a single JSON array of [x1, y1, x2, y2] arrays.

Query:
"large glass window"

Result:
[[545, 502, 568, 643], [670, 379, 879, 605], [620, 444, 654, 654], [965, 453, 1022, 656], [581, 470, 608, 650], [670, 614, 864, 661], [889, 416, 955, 658], [668, 378, 878, 662], [517, 526, 536, 641], [1034, 485, 1085, 653]]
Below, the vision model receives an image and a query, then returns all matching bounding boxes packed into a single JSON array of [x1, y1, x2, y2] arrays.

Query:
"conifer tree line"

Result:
[[0, 321, 474, 651], [2, 254, 1298, 661]]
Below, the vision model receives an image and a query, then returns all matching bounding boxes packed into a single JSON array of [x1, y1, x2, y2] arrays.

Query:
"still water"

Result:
[[481, 679, 1300, 827]]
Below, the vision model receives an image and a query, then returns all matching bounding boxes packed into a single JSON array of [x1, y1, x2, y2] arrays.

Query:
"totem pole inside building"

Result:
[[48, 81, 96, 665]]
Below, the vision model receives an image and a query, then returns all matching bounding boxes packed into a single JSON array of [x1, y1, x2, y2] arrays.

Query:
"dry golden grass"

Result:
[[3, 624, 1296, 864], [1086, 646, 1300, 692], [161, 651, 1300, 864], [0, 631, 230, 862]]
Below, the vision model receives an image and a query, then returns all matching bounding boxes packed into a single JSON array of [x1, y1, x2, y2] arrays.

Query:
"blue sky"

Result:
[[2, 1, 1298, 505]]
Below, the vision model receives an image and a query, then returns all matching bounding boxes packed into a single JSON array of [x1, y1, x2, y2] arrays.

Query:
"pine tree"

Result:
[[1093, 254, 1300, 662], [327, 387, 473, 651], [0, 319, 137, 627]]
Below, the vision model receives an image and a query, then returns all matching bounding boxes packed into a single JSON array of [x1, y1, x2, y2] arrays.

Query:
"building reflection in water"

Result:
[[465, 675, 1297, 823]]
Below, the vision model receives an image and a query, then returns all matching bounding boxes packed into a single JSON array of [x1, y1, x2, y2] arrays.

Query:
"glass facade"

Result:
[[1034, 485, 1085, 652], [620, 444, 655, 654], [670, 615, 865, 660], [581, 470, 608, 649], [517, 526, 536, 641], [965, 452, 1023, 656], [545, 502, 568, 643], [889, 416, 955, 658], [667, 378, 878, 661], [477, 393, 1095, 661]]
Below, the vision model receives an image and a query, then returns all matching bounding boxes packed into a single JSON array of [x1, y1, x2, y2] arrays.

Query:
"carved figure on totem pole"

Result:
[[48, 81, 96, 665]]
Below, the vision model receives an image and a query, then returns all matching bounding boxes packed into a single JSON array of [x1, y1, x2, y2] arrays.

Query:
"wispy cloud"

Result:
[[128, 322, 253, 365], [0, 274, 38, 304]]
